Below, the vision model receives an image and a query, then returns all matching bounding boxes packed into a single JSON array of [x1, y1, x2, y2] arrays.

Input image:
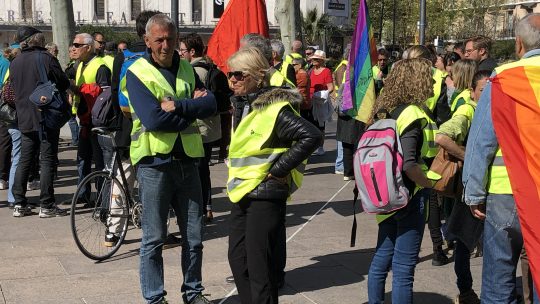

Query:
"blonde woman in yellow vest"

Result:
[[124, 14, 216, 304], [367, 58, 437, 304], [448, 59, 478, 115], [226, 47, 322, 304], [434, 70, 491, 304]]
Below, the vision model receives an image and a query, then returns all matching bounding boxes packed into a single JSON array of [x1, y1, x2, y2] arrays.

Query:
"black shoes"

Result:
[[432, 246, 450, 266]]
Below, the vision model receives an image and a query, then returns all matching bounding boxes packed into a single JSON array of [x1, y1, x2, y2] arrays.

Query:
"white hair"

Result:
[[145, 14, 176, 36], [76, 33, 93, 45], [270, 39, 285, 58], [515, 13, 540, 52]]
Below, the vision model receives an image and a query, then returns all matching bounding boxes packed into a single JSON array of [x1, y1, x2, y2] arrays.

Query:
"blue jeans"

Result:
[[7, 126, 21, 204], [68, 116, 79, 145], [335, 140, 343, 172], [481, 194, 523, 304], [368, 188, 429, 304], [138, 159, 204, 304]]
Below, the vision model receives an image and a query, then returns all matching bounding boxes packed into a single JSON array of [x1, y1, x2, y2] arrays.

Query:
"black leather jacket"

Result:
[[232, 87, 323, 200]]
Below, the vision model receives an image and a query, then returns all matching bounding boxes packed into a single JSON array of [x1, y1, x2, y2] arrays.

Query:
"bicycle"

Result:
[[70, 127, 143, 261]]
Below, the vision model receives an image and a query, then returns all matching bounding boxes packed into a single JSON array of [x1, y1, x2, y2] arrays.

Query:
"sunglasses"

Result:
[[96, 40, 105, 45], [305, 52, 314, 56], [72, 43, 88, 48], [227, 71, 247, 81]]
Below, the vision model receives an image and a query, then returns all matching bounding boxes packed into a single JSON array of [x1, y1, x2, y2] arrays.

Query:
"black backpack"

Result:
[[91, 86, 117, 127], [192, 61, 233, 113]]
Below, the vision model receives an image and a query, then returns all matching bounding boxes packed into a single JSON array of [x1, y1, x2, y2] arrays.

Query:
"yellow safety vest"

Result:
[[452, 101, 476, 131], [102, 55, 114, 70], [125, 57, 204, 165], [372, 65, 381, 80], [284, 52, 303, 64], [450, 89, 473, 114], [395, 104, 437, 167], [3, 69, 9, 84], [487, 148, 512, 194], [425, 68, 445, 112], [278, 61, 295, 86], [334, 60, 348, 91], [73, 56, 107, 114], [227, 101, 305, 203], [270, 69, 295, 88]]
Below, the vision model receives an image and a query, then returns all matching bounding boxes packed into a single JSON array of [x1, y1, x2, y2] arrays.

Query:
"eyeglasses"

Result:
[[179, 48, 189, 53], [465, 48, 477, 54], [227, 71, 247, 81], [72, 43, 89, 48], [95, 40, 105, 45], [305, 52, 314, 56]]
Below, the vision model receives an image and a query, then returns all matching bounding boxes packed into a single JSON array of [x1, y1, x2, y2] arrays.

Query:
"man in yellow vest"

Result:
[[71, 33, 111, 204], [270, 39, 297, 86], [462, 15, 540, 303], [124, 14, 215, 304], [372, 48, 390, 96]]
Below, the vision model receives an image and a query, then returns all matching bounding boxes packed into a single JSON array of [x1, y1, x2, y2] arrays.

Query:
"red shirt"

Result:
[[309, 67, 332, 97]]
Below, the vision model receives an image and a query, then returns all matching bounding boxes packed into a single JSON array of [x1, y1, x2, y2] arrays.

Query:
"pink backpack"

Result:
[[353, 119, 409, 214]]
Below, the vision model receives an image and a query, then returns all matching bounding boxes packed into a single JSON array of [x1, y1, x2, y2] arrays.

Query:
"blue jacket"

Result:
[[0, 55, 8, 88], [463, 49, 540, 205]]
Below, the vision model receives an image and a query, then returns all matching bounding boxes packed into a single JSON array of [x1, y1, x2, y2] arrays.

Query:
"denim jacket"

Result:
[[463, 49, 540, 205]]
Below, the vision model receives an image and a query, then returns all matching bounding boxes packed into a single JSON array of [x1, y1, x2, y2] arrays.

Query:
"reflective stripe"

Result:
[[229, 152, 283, 168], [493, 156, 505, 166], [227, 177, 244, 192]]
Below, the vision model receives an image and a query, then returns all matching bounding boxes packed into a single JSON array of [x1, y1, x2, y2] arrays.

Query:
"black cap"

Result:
[[16, 26, 42, 43]]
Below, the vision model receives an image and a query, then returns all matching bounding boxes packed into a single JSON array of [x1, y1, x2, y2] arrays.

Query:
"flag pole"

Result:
[[171, 0, 179, 29]]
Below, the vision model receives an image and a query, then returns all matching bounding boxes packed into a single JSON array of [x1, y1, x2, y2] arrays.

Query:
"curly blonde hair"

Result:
[[369, 58, 434, 123]]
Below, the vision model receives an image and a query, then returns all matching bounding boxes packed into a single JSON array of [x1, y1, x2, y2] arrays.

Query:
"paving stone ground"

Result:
[[0, 121, 520, 303]]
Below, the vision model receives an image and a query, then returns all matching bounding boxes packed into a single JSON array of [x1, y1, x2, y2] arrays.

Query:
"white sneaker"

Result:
[[0, 179, 8, 190], [335, 170, 344, 175], [27, 180, 40, 191], [312, 147, 325, 156], [344, 176, 355, 181], [13, 205, 32, 217]]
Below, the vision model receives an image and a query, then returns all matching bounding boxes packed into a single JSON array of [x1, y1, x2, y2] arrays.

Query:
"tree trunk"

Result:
[[275, 0, 296, 55], [49, 0, 75, 68]]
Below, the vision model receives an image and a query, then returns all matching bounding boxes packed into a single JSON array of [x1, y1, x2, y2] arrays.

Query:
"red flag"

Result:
[[207, 0, 269, 73]]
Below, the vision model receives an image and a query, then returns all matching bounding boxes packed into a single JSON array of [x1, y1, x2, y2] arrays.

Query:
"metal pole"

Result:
[[171, 0, 179, 29], [419, 0, 426, 45]]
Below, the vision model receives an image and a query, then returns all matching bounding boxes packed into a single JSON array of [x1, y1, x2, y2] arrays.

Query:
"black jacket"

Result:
[[10, 47, 69, 132], [233, 88, 323, 200]]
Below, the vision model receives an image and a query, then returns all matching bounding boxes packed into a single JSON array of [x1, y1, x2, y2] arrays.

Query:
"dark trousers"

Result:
[[454, 239, 473, 293], [77, 126, 104, 200], [0, 123, 12, 181], [342, 142, 355, 177], [12, 128, 59, 208], [219, 112, 232, 160], [228, 198, 286, 304], [198, 142, 213, 209], [427, 192, 444, 249]]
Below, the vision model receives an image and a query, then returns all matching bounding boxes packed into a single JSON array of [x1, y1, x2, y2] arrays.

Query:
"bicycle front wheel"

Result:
[[70, 171, 129, 260]]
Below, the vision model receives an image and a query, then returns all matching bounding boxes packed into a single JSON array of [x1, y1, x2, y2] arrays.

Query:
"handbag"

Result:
[[0, 101, 16, 125], [429, 148, 463, 198], [29, 52, 71, 129], [0, 79, 16, 125]]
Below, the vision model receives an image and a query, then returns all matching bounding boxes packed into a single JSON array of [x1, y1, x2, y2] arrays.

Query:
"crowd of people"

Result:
[[0, 8, 539, 304]]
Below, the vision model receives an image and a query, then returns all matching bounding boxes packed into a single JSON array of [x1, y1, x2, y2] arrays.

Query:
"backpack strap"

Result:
[[350, 186, 359, 247]]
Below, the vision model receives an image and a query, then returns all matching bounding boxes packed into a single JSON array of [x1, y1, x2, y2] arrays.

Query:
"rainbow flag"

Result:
[[491, 58, 540, 291], [341, 0, 378, 123]]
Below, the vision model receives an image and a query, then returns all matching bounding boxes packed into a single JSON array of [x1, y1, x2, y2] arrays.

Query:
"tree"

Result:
[[302, 7, 341, 49], [49, 0, 75, 67], [275, 0, 302, 55]]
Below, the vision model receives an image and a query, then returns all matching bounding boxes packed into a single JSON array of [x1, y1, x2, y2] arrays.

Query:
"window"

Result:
[[131, 0, 141, 21], [22, 0, 33, 21], [192, 0, 202, 22], [94, 0, 105, 20]]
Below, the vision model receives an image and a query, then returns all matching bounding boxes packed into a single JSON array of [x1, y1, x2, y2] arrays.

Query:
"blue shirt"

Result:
[[462, 49, 540, 205], [0, 55, 9, 88]]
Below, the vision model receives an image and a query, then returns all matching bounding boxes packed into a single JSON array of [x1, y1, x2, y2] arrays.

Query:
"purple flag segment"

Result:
[[341, 0, 377, 123]]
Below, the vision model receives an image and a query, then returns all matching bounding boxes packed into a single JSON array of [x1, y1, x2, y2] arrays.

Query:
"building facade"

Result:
[[0, 0, 351, 45]]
